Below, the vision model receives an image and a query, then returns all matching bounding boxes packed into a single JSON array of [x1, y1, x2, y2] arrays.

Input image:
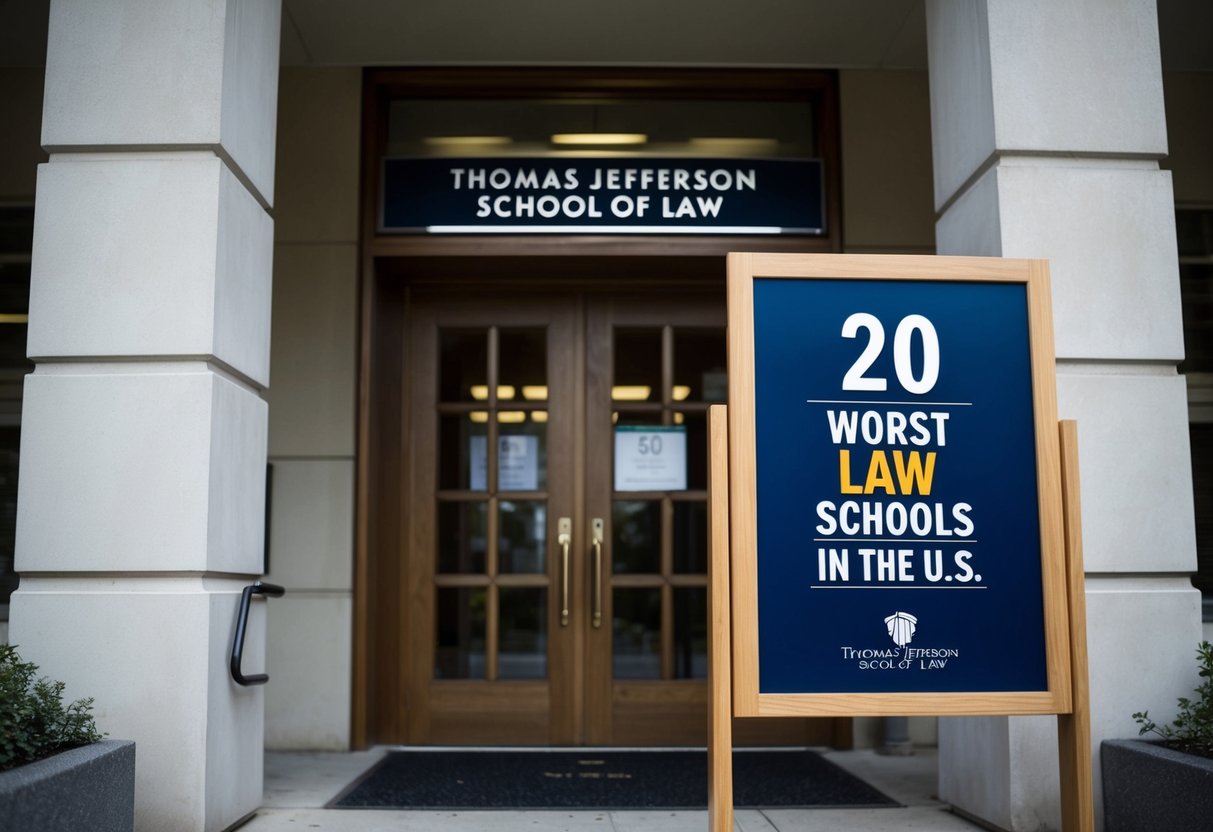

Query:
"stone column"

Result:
[[9, 2, 280, 830], [925, 2, 1202, 829]]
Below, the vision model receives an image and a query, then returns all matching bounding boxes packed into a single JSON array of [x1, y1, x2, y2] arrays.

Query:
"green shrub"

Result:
[[1133, 640, 1213, 759], [0, 644, 104, 771]]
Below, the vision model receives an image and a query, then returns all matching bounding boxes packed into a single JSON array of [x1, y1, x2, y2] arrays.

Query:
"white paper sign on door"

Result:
[[471, 435, 540, 491], [614, 425, 687, 491]]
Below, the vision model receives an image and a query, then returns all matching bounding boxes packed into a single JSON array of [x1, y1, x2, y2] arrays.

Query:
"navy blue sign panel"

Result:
[[752, 277, 1048, 694], [380, 157, 824, 234]]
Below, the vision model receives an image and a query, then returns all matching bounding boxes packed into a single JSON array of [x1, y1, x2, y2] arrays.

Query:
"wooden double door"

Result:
[[402, 286, 843, 748], [404, 287, 727, 746]]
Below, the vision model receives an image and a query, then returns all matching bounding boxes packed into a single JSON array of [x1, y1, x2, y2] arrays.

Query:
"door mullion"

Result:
[[660, 325, 675, 681], [486, 496, 499, 682], [661, 499, 675, 681], [486, 584, 500, 681], [486, 327, 500, 682], [661, 325, 674, 412], [487, 326, 499, 503]]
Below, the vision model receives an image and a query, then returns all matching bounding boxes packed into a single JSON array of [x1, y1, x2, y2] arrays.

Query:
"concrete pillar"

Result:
[[10, 2, 280, 831], [926, 2, 1203, 829]]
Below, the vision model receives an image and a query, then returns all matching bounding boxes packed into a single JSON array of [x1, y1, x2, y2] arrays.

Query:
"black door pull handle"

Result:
[[230, 581, 285, 686]]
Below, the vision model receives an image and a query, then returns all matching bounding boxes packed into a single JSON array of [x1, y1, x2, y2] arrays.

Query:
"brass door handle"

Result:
[[591, 518, 604, 629], [558, 517, 572, 627]]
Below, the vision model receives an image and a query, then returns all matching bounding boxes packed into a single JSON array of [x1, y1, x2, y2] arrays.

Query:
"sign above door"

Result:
[[379, 157, 824, 235]]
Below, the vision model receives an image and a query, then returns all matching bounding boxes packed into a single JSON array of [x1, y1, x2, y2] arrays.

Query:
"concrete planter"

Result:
[[1101, 739, 1213, 832], [0, 740, 135, 832]]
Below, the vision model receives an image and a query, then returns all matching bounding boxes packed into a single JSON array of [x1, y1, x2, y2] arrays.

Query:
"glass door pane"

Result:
[[607, 324, 721, 682], [434, 325, 551, 682]]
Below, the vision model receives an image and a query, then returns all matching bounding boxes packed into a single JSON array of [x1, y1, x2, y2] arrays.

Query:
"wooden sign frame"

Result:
[[728, 253, 1068, 716], [709, 253, 1092, 830]]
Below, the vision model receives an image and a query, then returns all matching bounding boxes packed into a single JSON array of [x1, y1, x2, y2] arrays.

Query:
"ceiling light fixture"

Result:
[[424, 136, 512, 148], [550, 133, 648, 146]]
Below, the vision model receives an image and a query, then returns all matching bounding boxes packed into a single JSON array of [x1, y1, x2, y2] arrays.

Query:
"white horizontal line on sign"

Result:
[[804, 399, 974, 406], [809, 585, 989, 590], [426, 225, 798, 234], [813, 538, 978, 544]]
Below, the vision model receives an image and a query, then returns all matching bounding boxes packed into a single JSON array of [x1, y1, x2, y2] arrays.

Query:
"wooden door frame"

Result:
[[403, 294, 582, 745], [353, 67, 844, 748]]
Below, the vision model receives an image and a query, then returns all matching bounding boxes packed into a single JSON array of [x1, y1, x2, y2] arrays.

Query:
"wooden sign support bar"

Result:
[[708, 404, 733, 832], [1057, 420, 1093, 831]]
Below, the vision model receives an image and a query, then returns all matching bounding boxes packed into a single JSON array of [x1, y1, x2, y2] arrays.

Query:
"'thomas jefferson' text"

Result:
[[449, 166, 757, 192]]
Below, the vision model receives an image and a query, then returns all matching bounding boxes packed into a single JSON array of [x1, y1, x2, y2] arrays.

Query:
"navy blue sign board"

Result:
[[723, 253, 1073, 718], [379, 157, 824, 234]]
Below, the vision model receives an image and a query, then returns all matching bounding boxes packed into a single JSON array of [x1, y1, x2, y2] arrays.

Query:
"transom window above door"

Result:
[[388, 97, 818, 159]]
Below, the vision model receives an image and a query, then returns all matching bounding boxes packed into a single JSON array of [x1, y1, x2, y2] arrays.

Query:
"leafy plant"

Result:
[[0, 644, 104, 771], [1133, 640, 1213, 759]]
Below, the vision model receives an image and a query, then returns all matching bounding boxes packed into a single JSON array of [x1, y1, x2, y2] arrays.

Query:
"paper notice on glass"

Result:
[[471, 435, 540, 491], [614, 426, 687, 491]]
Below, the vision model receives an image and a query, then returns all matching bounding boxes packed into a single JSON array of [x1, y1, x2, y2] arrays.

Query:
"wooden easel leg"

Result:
[[708, 405, 734, 832], [1056, 420, 1093, 832]]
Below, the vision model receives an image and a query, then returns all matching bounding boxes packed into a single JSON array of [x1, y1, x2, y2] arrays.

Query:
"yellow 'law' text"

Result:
[[838, 449, 936, 496]]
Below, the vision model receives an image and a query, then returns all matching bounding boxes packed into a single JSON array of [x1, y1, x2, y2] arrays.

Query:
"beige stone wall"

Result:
[[1, 64, 362, 748], [840, 70, 936, 254], [263, 66, 361, 750]]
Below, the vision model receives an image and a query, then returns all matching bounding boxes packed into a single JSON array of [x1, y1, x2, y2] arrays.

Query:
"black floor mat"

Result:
[[329, 749, 900, 810]]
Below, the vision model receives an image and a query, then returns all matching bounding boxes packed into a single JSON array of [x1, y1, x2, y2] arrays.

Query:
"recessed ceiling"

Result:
[[281, 0, 928, 68], [1, 0, 1209, 71], [280, 0, 1211, 71]]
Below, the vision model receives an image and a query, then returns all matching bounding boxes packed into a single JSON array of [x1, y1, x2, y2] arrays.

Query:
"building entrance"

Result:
[[356, 67, 848, 749], [392, 280, 845, 747]]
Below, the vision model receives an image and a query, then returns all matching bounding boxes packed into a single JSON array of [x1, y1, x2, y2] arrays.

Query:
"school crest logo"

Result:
[[884, 611, 918, 647]]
